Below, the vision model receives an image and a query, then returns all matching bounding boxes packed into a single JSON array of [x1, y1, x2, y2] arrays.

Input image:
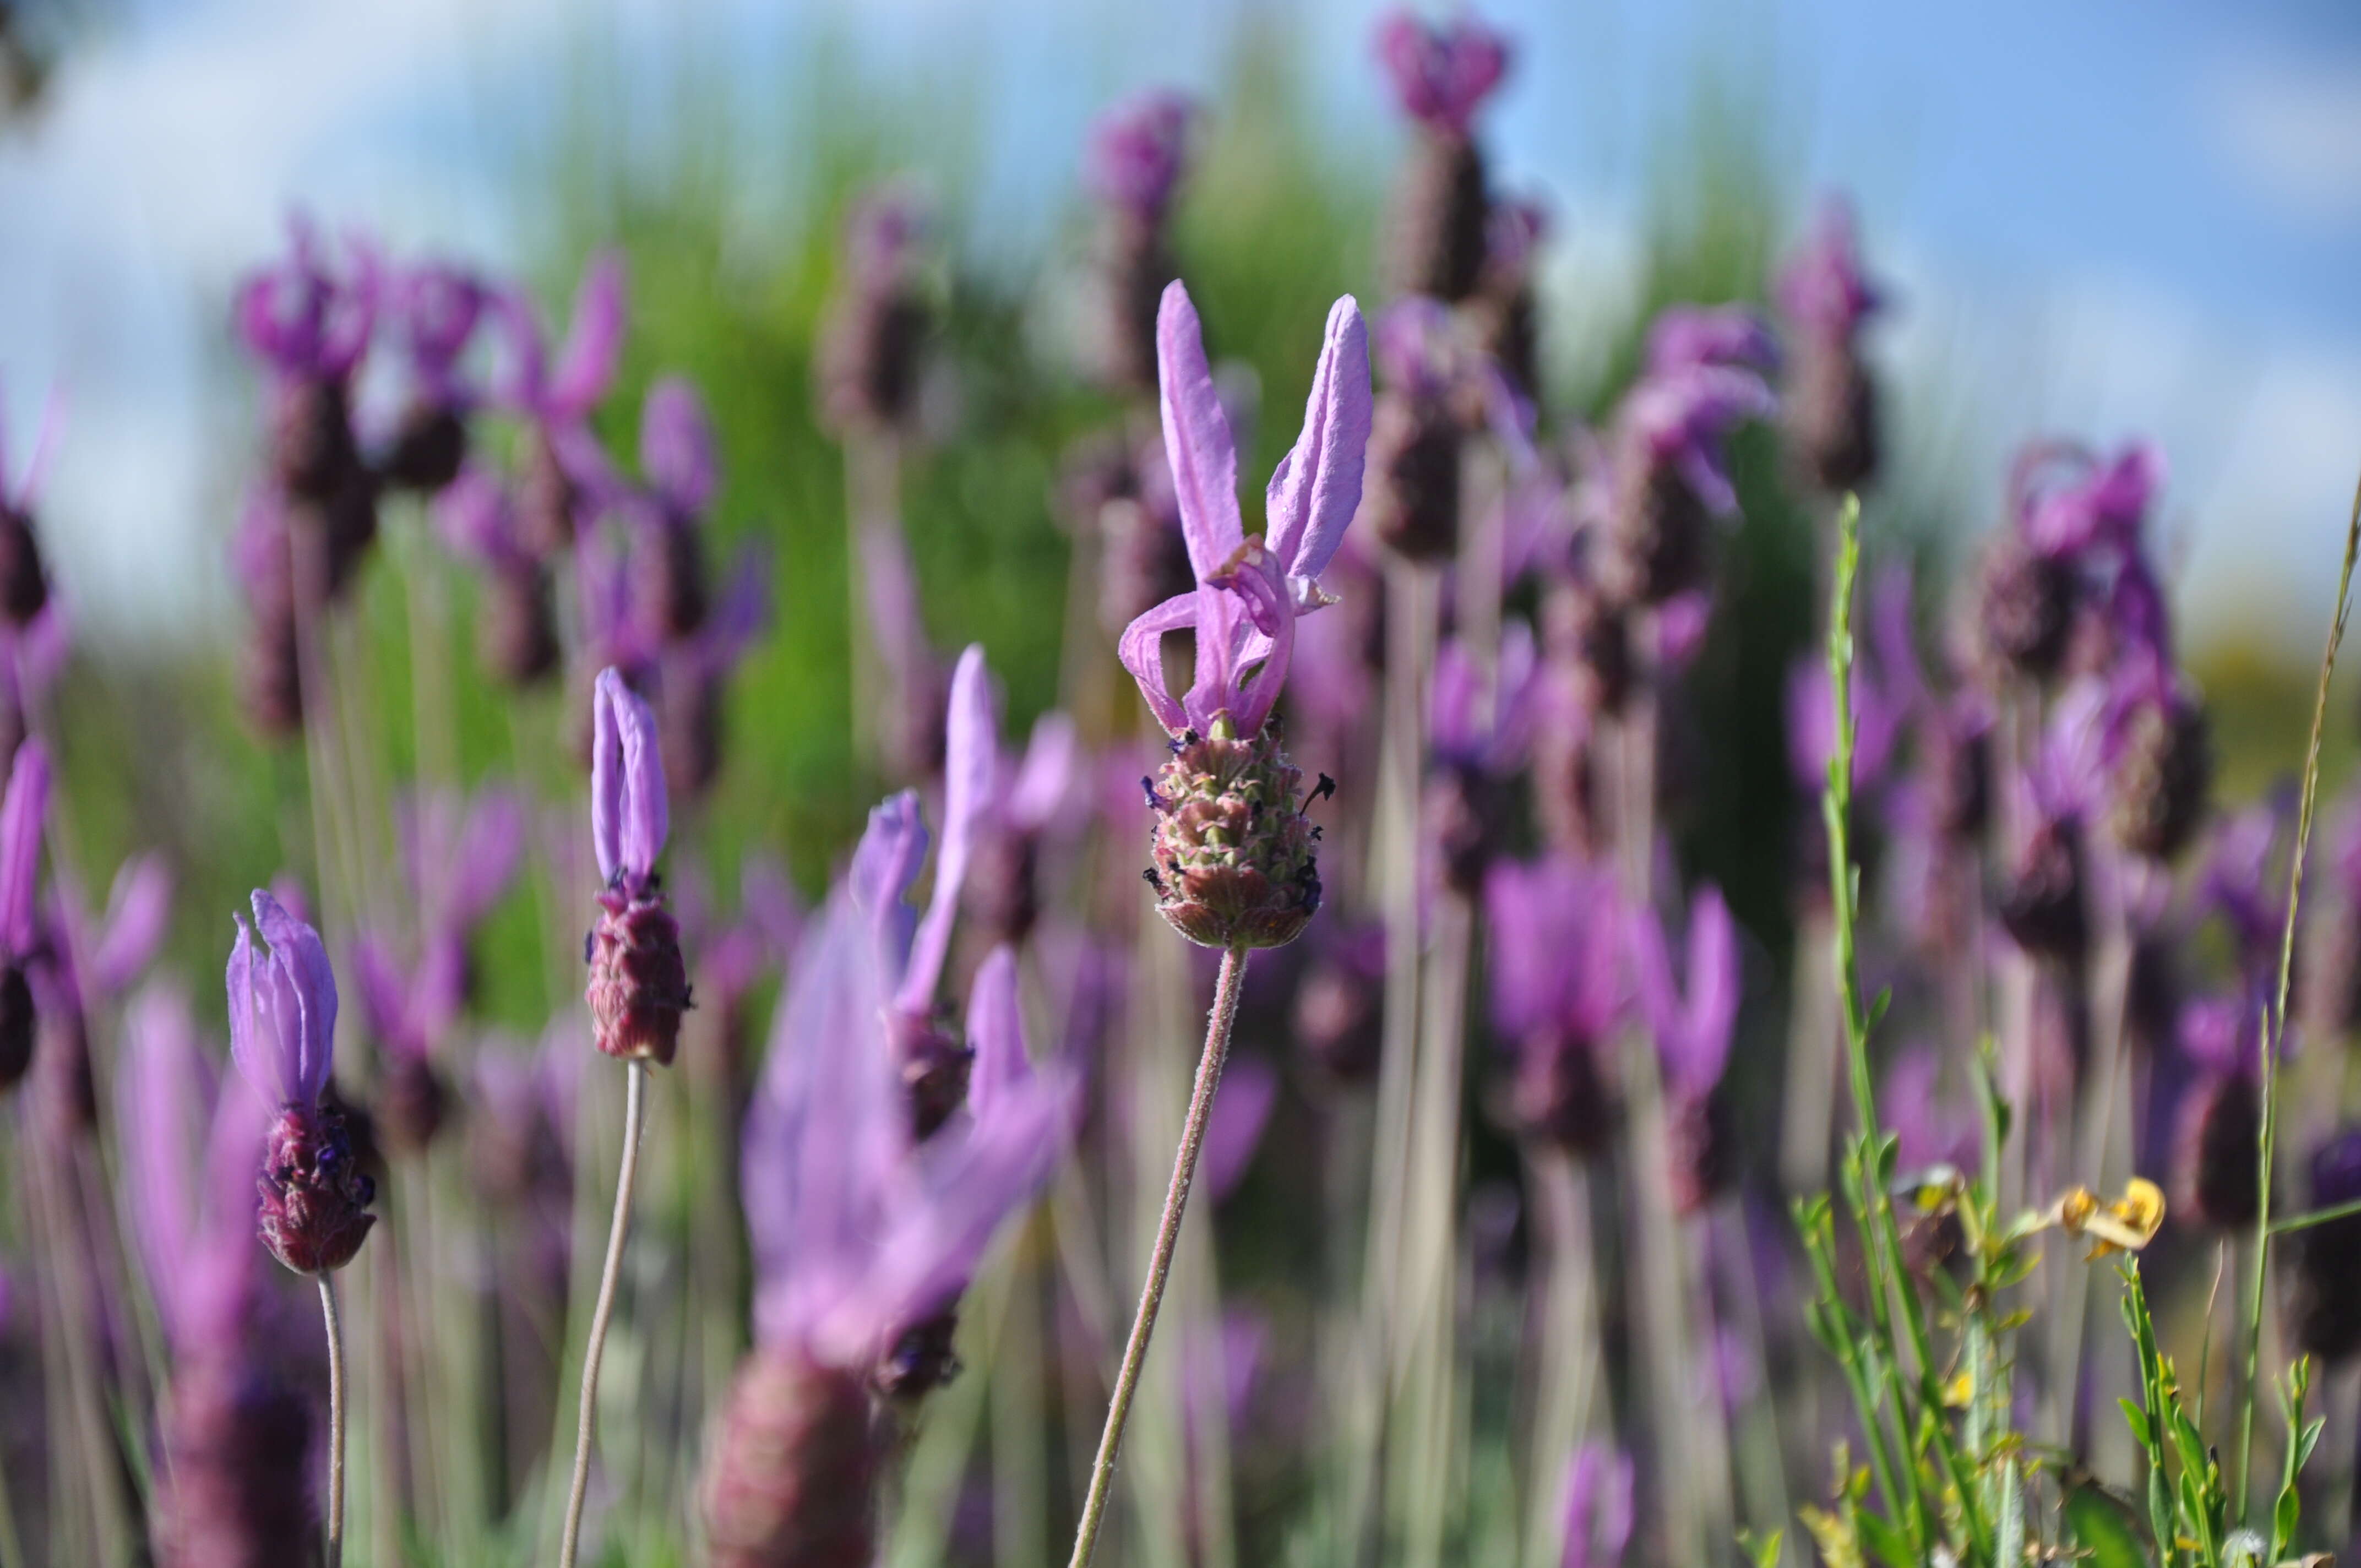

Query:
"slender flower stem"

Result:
[[318, 1272, 347, 1568], [559, 1060, 651, 1568], [1067, 941, 1249, 1568], [2235, 468, 2361, 1519]]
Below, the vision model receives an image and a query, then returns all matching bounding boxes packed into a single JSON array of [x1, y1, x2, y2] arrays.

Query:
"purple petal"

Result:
[[1201, 1054, 1277, 1203], [1203, 544, 1298, 737], [1118, 590, 1196, 736], [744, 891, 904, 1351], [640, 376, 717, 518], [0, 739, 48, 956], [1155, 282, 1244, 581], [252, 889, 336, 1104], [860, 519, 935, 693], [1265, 295, 1372, 600], [965, 944, 1032, 1121], [120, 981, 203, 1336], [350, 936, 414, 1057], [1084, 90, 1196, 221], [1374, 9, 1511, 134], [546, 251, 627, 420], [899, 645, 994, 1016], [591, 668, 667, 886], [448, 788, 526, 929], [850, 791, 929, 978], [1560, 1443, 1636, 1568], [224, 914, 285, 1104], [1007, 712, 1080, 833], [433, 464, 520, 567], [89, 854, 173, 999]]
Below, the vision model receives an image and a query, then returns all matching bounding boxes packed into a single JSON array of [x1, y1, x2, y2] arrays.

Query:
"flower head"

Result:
[[233, 215, 378, 385], [1085, 90, 1196, 223], [1775, 197, 1881, 342], [497, 250, 627, 428], [587, 669, 690, 1066], [1118, 282, 1372, 739], [1630, 885, 1738, 1101], [1374, 9, 1511, 135]]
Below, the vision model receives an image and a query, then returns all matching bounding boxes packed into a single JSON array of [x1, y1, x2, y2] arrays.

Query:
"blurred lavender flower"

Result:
[[585, 669, 690, 1066], [1375, 7, 1511, 300], [1471, 195, 1547, 400], [1200, 1052, 1278, 1202], [1775, 197, 1883, 494], [0, 378, 61, 628], [1558, 1442, 1636, 1568], [1424, 622, 1538, 893], [1485, 853, 1627, 1156], [964, 703, 1082, 950], [2170, 992, 2263, 1231], [1128, 284, 1369, 950], [1084, 89, 1196, 393], [659, 540, 774, 797], [1996, 686, 2106, 961], [30, 848, 172, 1130], [496, 250, 627, 557], [227, 889, 374, 1275], [234, 217, 382, 598], [379, 261, 487, 494], [2288, 1129, 2361, 1364], [818, 183, 933, 437], [122, 981, 321, 1567], [634, 375, 716, 640], [0, 737, 47, 1092], [1360, 295, 1473, 560], [861, 514, 950, 784], [1631, 884, 1740, 1213], [1292, 920, 1386, 1080], [705, 896, 1072, 1563], [438, 463, 562, 685], [1058, 426, 1195, 641], [1586, 306, 1777, 606]]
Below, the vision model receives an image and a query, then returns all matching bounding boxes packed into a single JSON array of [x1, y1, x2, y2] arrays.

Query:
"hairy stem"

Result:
[[319, 1273, 347, 1568], [2236, 468, 2361, 1518], [1067, 941, 1249, 1568], [559, 1060, 650, 1568]]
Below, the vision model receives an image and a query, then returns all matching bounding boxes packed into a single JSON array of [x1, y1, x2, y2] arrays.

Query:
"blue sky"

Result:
[[3, 0, 2357, 652]]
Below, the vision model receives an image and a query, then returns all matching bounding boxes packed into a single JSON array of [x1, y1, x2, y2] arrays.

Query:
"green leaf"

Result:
[[2062, 1483, 2150, 1568], [2118, 1400, 2151, 1449]]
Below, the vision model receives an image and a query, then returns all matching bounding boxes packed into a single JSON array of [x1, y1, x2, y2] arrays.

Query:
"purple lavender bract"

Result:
[[586, 668, 690, 1066]]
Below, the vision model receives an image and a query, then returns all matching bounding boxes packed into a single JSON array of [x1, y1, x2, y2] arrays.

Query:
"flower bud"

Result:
[[2106, 693, 2210, 862], [375, 1053, 451, 1158], [2173, 1072, 2260, 1231], [1386, 132, 1489, 304], [1600, 453, 1715, 607], [1785, 340, 1879, 496], [818, 290, 930, 438], [1144, 722, 1323, 951], [1293, 945, 1383, 1082], [1424, 756, 1500, 897], [478, 567, 561, 688], [258, 1099, 377, 1274], [703, 1351, 884, 1568], [586, 890, 692, 1067], [0, 503, 50, 628], [1997, 815, 2086, 962], [269, 380, 361, 505], [378, 400, 467, 496], [1508, 1030, 1614, 1159], [1361, 391, 1463, 562], [1973, 533, 2074, 682]]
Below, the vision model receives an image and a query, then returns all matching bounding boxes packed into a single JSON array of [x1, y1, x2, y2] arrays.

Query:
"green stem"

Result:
[[2269, 1195, 2361, 1235], [1066, 941, 1249, 1568], [558, 1060, 650, 1568], [2237, 469, 2361, 1521]]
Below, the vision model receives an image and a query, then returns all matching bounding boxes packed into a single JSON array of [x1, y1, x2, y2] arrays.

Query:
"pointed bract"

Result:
[[591, 667, 668, 891]]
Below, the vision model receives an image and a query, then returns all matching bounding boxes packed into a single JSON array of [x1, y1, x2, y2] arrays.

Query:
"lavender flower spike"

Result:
[[586, 668, 691, 1065], [227, 890, 374, 1276], [1631, 885, 1742, 1212], [0, 737, 48, 1092]]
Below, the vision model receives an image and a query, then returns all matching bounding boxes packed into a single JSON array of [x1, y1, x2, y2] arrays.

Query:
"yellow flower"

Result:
[[2049, 1178, 2166, 1259]]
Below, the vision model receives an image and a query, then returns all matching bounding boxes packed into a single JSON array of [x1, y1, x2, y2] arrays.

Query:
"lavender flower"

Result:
[[1587, 306, 1777, 606], [1472, 195, 1547, 400], [1485, 853, 1628, 1155], [29, 848, 172, 1131], [964, 703, 1082, 949], [705, 895, 1072, 1563], [1375, 7, 1511, 301], [437, 464, 561, 685], [634, 375, 716, 639], [1425, 623, 1538, 892], [379, 261, 487, 494], [658, 541, 773, 797], [2288, 1129, 2361, 1364], [0, 379, 61, 628], [1361, 296, 1472, 560], [0, 737, 47, 1092], [1775, 197, 1883, 493], [1631, 884, 1740, 1213], [1292, 921, 1386, 1080], [817, 183, 933, 437], [1125, 282, 1370, 949], [496, 250, 627, 557], [2170, 992, 2263, 1231], [585, 669, 691, 1066], [860, 515, 950, 783], [122, 981, 322, 1567], [1083, 90, 1195, 393], [227, 890, 374, 1274]]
